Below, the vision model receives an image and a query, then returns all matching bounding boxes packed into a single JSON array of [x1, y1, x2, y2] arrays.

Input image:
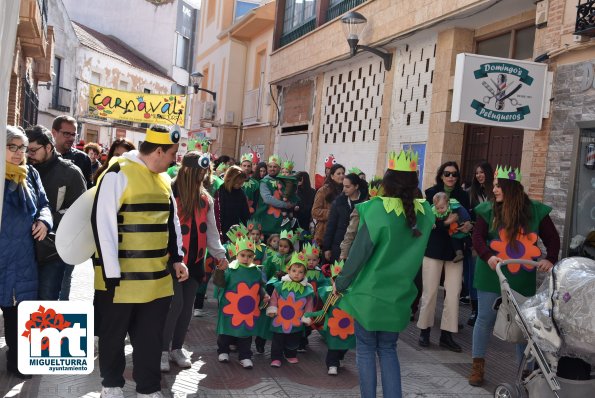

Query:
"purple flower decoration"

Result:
[[562, 292, 571, 303], [508, 171, 516, 180]]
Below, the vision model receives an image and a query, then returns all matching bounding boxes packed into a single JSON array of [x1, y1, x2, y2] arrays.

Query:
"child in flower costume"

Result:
[[266, 251, 314, 367], [246, 219, 266, 265], [213, 238, 269, 369], [263, 230, 295, 282], [431, 192, 471, 262], [306, 260, 355, 375]]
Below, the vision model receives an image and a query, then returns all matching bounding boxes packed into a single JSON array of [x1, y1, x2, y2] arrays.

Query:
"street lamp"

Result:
[[341, 11, 393, 71], [190, 71, 217, 101]]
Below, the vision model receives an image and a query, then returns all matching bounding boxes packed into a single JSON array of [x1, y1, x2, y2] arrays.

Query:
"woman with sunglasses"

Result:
[[417, 161, 472, 352], [1, 126, 52, 379], [161, 151, 228, 372]]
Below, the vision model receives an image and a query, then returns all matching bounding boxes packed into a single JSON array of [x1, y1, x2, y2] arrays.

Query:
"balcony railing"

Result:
[[575, 0, 595, 37], [326, 0, 367, 21], [50, 86, 72, 113], [279, 18, 316, 47]]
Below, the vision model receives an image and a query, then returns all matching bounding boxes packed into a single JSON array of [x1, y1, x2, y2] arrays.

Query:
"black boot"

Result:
[[439, 330, 462, 352], [468, 299, 478, 327], [418, 327, 430, 347]]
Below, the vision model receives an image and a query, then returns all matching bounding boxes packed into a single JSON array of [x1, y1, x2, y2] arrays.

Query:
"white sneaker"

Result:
[[169, 349, 191, 368], [101, 387, 124, 398], [328, 366, 338, 375], [137, 392, 164, 398], [193, 308, 205, 317], [160, 351, 170, 372], [240, 359, 253, 369], [218, 353, 229, 363]]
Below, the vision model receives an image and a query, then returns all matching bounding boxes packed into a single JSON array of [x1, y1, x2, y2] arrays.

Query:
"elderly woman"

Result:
[[1, 126, 52, 379]]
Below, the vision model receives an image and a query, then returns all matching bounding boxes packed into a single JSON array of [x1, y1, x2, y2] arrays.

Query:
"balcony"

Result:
[[50, 87, 72, 113], [326, 0, 367, 22], [279, 18, 316, 47], [575, 0, 595, 37], [34, 26, 54, 82], [18, 0, 48, 58], [242, 88, 262, 125]]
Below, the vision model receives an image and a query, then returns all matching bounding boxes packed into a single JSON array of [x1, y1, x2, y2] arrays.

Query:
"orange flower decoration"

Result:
[[267, 190, 283, 218], [448, 222, 459, 236], [489, 228, 541, 274], [388, 159, 396, 170], [223, 282, 261, 329], [312, 247, 320, 256], [327, 308, 354, 339], [273, 292, 306, 333], [409, 160, 417, 171]]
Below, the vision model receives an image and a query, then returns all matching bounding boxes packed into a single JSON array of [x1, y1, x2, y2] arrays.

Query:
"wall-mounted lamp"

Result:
[[190, 71, 217, 101], [341, 11, 393, 71]]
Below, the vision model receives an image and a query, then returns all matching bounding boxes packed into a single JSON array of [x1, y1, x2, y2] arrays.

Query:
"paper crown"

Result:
[[331, 260, 345, 278], [268, 154, 281, 165], [196, 138, 210, 153], [348, 167, 362, 175], [226, 224, 248, 244], [368, 176, 383, 198], [324, 154, 337, 169], [240, 153, 253, 163], [287, 251, 307, 268], [246, 218, 262, 232], [494, 165, 522, 183], [387, 149, 419, 172], [145, 125, 180, 145], [241, 149, 262, 164], [234, 237, 257, 255], [282, 159, 295, 171], [279, 229, 296, 244], [303, 243, 320, 257], [216, 162, 229, 173]]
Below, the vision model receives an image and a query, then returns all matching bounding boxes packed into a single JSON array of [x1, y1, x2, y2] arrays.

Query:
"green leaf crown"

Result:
[[494, 165, 522, 183], [387, 149, 419, 172]]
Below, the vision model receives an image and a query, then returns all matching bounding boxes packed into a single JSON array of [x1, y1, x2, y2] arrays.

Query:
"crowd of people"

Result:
[[1, 119, 563, 398]]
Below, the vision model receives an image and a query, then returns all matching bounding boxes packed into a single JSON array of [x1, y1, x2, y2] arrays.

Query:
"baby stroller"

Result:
[[493, 258, 595, 398]]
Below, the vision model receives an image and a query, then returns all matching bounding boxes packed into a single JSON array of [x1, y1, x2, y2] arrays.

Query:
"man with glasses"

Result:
[[25, 125, 87, 301], [51, 115, 93, 188]]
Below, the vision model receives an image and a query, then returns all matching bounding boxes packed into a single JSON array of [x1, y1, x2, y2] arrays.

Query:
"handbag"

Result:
[[35, 231, 60, 265], [492, 294, 526, 343]]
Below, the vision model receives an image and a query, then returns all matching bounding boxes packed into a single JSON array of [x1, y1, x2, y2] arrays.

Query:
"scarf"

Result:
[[5, 162, 28, 186], [444, 185, 454, 197]]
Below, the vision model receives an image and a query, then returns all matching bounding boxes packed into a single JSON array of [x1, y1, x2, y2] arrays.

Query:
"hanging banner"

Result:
[[451, 53, 548, 131], [88, 85, 186, 125]]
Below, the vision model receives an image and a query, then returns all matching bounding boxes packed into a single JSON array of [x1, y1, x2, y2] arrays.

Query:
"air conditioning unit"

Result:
[[535, 0, 548, 29], [203, 101, 216, 120]]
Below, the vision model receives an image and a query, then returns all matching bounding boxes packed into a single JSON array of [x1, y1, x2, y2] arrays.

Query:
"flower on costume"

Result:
[[223, 282, 261, 328], [331, 264, 343, 277], [267, 190, 283, 218], [409, 160, 417, 171], [273, 292, 306, 333], [327, 308, 354, 339], [489, 228, 541, 274]]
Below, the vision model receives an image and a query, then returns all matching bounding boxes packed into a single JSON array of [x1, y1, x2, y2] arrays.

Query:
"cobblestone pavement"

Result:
[[0, 261, 519, 397]]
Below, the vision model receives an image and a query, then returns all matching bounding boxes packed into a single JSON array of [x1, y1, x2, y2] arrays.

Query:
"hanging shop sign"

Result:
[[88, 85, 186, 125], [451, 53, 549, 131]]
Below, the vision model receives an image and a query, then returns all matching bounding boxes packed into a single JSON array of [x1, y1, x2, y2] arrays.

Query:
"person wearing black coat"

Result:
[[322, 173, 367, 264], [295, 171, 316, 230], [214, 166, 250, 242]]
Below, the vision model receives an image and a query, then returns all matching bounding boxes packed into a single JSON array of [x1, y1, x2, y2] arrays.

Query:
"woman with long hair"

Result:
[[417, 161, 472, 352], [93, 138, 135, 183], [255, 161, 268, 180], [1, 126, 53, 379], [161, 151, 228, 372], [294, 171, 316, 230], [312, 164, 345, 246], [215, 165, 250, 242], [334, 150, 434, 398], [468, 166, 559, 387]]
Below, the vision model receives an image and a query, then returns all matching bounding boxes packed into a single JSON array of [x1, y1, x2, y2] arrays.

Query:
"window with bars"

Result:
[[283, 0, 316, 34]]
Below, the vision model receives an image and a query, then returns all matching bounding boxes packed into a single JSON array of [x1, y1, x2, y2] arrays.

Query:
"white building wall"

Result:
[[317, 56, 386, 178], [388, 34, 437, 151]]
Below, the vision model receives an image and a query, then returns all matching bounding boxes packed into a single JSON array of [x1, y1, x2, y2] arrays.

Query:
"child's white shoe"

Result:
[[240, 359, 253, 369], [328, 366, 338, 375], [218, 353, 229, 363]]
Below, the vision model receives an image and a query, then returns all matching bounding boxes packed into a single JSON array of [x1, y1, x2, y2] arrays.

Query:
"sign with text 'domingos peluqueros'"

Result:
[[451, 53, 549, 131], [88, 85, 186, 125]]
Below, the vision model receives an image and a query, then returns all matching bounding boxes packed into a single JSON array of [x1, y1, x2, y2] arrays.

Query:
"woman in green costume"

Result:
[[334, 149, 435, 398], [468, 166, 560, 387]]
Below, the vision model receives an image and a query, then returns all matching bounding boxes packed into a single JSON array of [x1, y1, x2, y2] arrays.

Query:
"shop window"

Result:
[[476, 25, 536, 60]]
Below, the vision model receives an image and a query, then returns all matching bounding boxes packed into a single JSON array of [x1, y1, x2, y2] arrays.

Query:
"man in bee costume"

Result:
[[93, 125, 188, 398]]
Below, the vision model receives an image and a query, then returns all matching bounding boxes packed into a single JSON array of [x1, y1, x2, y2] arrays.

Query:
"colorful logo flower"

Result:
[[489, 228, 541, 273], [223, 282, 261, 329], [327, 308, 354, 340], [22, 306, 72, 350], [273, 292, 306, 333]]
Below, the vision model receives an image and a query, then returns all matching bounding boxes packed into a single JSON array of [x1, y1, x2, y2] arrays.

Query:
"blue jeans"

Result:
[[38, 259, 66, 300], [59, 264, 74, 300], [472, 290, 525, 363], [354, 321, 402, 398]]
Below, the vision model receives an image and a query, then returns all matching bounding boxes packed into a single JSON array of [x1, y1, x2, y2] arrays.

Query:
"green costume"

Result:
[[242, 177, 260, 214], [335, 197, 434, 332], [263, 249, 289, 281], [268, 277, 314, 334], [306, 267, 330, 308], [307, 286, 355, 350], [216, 260, 266, 338], [473, 200, 551, 296], [431, 198, 469, 239], [254, 175, 299, 235]]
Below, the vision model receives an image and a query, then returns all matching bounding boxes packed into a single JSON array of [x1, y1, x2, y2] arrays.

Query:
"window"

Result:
[[90, 71, 101, 85], [171, 84, 186, 95], [119, 80, 129, 91], [476, 25, 536, 60], [175, 33, 190, 70], [144, 88, 151, 93], [283, 0, 317, 34], [253, 49, 266, 89], [235, 1, 258, 21]]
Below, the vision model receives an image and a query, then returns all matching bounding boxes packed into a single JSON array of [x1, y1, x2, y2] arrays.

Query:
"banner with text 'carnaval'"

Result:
[[88, 85, 186, 125]]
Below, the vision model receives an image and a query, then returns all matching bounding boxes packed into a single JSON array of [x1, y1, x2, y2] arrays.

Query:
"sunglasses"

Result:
[[443, 171, 459, 178]]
